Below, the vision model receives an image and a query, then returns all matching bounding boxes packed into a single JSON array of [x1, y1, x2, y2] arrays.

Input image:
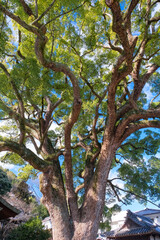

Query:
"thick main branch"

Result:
[[0, 140, 50, 171]]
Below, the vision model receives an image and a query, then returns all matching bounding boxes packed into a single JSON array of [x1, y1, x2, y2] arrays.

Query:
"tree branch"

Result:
[[116, 108, 160, 141], [141, 49, 160, 61], [35, 35, 82, 222], [72, 141, 88, 151], [0, 140, 50, 171], [132, 39, 148, 81], [17, 30, 26, 60], [44, 96, 63, 128], [105, 1, 138, 131], [0, 97, 38, 134], [80, 60, 101, 99], [106, 0, 137, 56], [19, 0, 35, 17], [0, 63, 10, 77], [108, 180, 126, 204], [117, 63, 159, 123], [151, 0, 160, 8], [91, 87, 108, 150], [149, 93, 160, 107], [44, 1, 87, 26], [92, 102, 101, 149], [120, 120, 160, 144], [75, 183, 85, 194], [133, 64, 159, 101], [38, 96, 64, 151], [121, 142, 153, 154], [0, 63, 25, 144], [111, 182, 160, 208], [35, 0, 38, 18], [6, 54, 19, 63], [149, 15, 160, 24], [64, 99, 82, 222], [27, 134, 39, 153], [124, 0, 140, 33], [107, 55, 126, 130], [32, 0, 57, 25], [26, 87, 41, 118], [108, 37, 123, 54], [0, 4, 40, 36]]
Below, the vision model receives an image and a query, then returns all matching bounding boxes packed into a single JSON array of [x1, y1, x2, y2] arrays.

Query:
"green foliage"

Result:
[[0, 168, 12, 195], [148, 156, 160, 191], [5, 169, 17, 183], [12, 180, 33, 204], [31, 204, 49, 220], [116, 130, 160, 204], [99, 204, 121, 231], [0, 153, 25, 166], [6, 217, 51, 240], [0, 121, 19, 141], [18, 164, 39, 181]]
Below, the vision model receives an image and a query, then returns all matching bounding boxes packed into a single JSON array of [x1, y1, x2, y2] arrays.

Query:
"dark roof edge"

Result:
[[0, 196, 20, 214], [108, 230, 158, 239]]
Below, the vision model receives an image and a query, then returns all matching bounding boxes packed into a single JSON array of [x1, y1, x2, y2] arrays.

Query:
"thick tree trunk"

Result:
[[72, 132, 117, 239], [39, 167, 73, 240], [72, 145, 116, 240], [39, 132, 117, 240]]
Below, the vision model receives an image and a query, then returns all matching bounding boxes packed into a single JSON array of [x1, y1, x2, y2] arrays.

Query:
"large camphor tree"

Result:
[[0, 0, 160, 239]]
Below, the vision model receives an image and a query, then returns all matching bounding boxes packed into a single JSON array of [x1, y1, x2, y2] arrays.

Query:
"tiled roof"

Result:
[[116, 227, 155, 237], [125, 210, 154, 228], [106, 228, 154, 238], [105, 230, 115, 237], [106, 227, 160, 238], [136, 208, 160, 216], [105, 210, 160, 239]]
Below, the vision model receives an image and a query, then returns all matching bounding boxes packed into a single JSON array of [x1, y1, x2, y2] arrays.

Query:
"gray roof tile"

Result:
[[105, 210, 160, 239], [136, 208, 160, 216]]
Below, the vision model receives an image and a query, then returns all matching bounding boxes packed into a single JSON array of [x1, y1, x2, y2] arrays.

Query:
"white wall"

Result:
[[42, 218, 52, 230], [145, 213, 160, 225], [110, 211, 127, 230]]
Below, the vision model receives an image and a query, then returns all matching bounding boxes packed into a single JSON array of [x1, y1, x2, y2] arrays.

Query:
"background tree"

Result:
[[0, 168, 12, 195], [0, 0, 160, 239], [0, 167, 49, 217]]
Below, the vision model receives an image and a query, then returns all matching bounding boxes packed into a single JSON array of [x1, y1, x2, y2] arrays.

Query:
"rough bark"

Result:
[[72, 134, 117, 240], [39, 167, 73, 240]]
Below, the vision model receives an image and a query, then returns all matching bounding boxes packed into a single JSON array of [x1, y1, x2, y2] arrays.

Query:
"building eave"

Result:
[[0, 196, 20, 220]]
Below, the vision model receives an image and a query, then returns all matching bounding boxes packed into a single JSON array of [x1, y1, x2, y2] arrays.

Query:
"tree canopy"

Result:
[[0, 0, 160, 239]]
